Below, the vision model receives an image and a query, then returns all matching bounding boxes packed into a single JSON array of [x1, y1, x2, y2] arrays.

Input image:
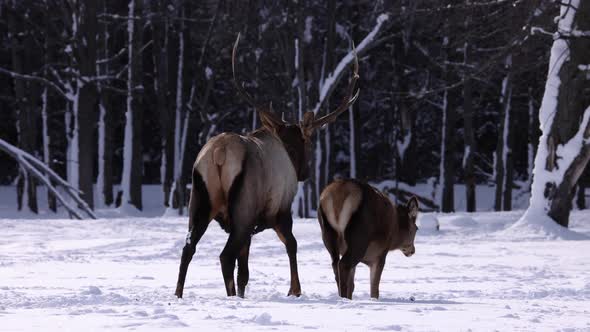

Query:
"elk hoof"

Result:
[[287, 288, 301, 297], [175, 288, 183, 298]]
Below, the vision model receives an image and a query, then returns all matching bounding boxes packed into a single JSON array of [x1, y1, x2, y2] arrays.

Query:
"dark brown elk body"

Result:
[[318, 179, 419, 299], [174, 34, 359, 299]]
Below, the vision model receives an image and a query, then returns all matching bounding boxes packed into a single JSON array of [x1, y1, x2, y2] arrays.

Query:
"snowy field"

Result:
[[1, 210, 590, 331]]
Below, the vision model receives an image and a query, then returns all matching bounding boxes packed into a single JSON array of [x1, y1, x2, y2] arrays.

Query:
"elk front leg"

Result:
[[175, 219, 209, 298], [275, 212, 301, 297], [237, 237, 252, 298], [369, 254, 387, 299]]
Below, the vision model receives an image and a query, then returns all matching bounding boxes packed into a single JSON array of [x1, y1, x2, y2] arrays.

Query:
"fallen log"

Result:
[[0, 138, 96, 219]]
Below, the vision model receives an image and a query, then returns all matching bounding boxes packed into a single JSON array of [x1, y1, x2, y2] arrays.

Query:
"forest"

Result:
[[0, 0, 589, 224]]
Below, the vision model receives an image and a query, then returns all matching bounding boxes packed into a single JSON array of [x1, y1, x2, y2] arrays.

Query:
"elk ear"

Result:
[[406, 196, 419, 219], [259, 102, 284, 133]]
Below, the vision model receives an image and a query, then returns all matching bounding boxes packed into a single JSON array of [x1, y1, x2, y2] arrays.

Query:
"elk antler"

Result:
[[232, 33, 284, 128], [232, 32, 257, 108], [309, 42, 360, 130]]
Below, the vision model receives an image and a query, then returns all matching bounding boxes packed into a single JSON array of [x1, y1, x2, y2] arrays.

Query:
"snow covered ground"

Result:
[[1, 210, 590, 331]]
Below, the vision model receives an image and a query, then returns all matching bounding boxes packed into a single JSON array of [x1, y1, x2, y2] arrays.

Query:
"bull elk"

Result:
[[318, 179, 419, 299], [174, 34, 360, 298]]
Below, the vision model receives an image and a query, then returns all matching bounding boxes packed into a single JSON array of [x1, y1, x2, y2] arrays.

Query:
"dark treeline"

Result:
[[0, 0, 587, 216]]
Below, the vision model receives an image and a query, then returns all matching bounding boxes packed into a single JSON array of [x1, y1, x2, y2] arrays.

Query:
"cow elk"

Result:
[[318, 179, 419, 299], [174, 34, 360, 298]]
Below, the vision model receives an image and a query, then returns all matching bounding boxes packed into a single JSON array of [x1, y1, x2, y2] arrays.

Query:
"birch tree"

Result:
[[519, 0, 590, 227], [494, 55, 513, 211], [95, 0, 115, 208], [121, 0, 144, 210]]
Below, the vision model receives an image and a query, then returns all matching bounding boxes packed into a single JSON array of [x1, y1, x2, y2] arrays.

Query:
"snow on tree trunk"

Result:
[[495, 55, 513, 211], [527, 88, 536, 187], [121, 0, 135, 210], [152, 7, 173, 207], [97, 100, 107, 208], [67, 88, 80, 193], [77, 1, 99, 211], [96, 1, 112, 208], [121, 0, 143, 210], [463, 40, 477, 212], [167, 10, 187, 215], [311, 14, 389, 115], [41, 86, 56, 212], [438, 29, 456, 213], [516, 0, 590, 228]]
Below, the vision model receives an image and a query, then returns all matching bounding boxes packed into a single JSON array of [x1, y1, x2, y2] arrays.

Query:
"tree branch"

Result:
[[0, 67, 67, 98]]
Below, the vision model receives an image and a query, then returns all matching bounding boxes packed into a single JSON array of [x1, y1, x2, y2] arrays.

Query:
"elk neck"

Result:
[[389, 206, 410, 250], [251, 127, 306, 181]]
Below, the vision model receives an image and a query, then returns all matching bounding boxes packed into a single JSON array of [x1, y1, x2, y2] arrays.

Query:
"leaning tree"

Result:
[[521, 0, 590, 227]]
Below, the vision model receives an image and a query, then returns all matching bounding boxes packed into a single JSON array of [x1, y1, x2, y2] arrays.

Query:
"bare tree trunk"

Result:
[[96, 0, 114, 208], [503, 98, 515, 211], [521, 0, 590, 227], [527, 87, 538, 188], [441, 90, 455, 213], [41, 86, 56, 212], [77, 1, 99, 210], [394, 34, 416, 185], [439, 31, 455, 213], [293, 1, 310, 217], [8, 6, 38, 213], [42, 6, 56, 213], [121, 0, 144, 210], [168, 6, 187, 214], [462, 11, 476, 212], [317, 0, 337, 193], [495, 55, 512, 211], [463, 75, 476, 213], [152, 0, 174, 207]]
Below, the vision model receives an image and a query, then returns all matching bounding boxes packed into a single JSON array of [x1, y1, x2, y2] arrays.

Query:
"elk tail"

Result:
[[213, 146, 226, 166], [318, 203, 346, 255]]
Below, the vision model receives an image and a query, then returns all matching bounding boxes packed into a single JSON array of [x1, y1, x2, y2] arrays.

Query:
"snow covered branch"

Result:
[[0, 139, 97, 219], [312, 13, 390, 114]]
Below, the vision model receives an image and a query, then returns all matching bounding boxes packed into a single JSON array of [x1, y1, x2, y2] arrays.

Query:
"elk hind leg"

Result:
[[338, 211, 368, 300], [175, 170, 211, 298], [220, 168, 255, 297], [220, 228, 253, 296], [237, 237, 252, 298], [319, 206, 341, 294]]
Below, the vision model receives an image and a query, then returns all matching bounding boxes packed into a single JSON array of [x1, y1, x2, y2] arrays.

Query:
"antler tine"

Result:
[[311, 41, 360, 129], [232, 32, 257, 108]]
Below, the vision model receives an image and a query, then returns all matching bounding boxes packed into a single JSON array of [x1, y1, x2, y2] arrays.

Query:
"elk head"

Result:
[[397, 196, 419, 257], [232, 33, 360, 181]]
